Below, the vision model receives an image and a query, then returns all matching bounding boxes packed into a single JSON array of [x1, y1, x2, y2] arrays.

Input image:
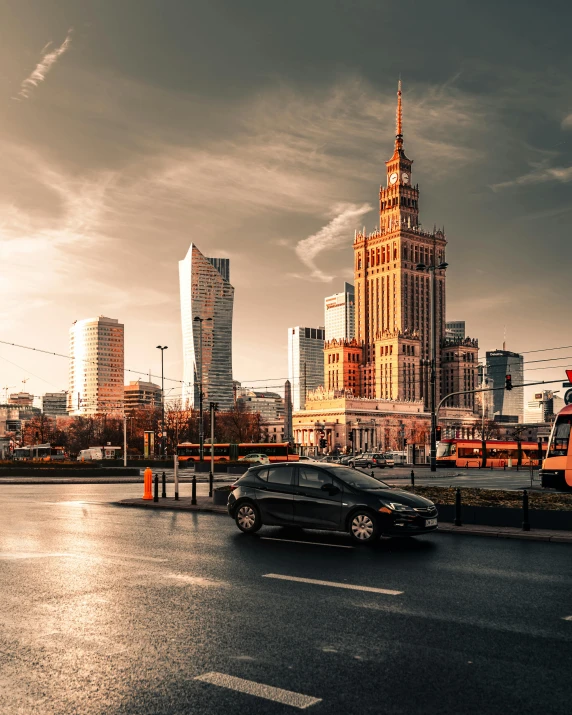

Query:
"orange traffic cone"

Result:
[[143, 466, 153, 500]]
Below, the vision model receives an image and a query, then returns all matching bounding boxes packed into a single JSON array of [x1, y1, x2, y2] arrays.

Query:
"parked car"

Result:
[[338, 455, 354, 465], [351, 453, 387, 469], [238, 453, 270, 465], [298, 455, 319, 462], [227, 463, 438, 543]]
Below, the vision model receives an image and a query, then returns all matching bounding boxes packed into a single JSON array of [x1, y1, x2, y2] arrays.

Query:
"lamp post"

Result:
[[193, 317, 212, 463], [156, 345, 168, 457], [416, 259, 448, 472]]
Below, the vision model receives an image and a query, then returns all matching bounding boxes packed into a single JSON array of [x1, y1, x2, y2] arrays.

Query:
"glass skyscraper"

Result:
[[486, 350, 524, 422], [179, 244, 234, 411], [288, 326, 325, 411], [324, 282, 355, 342]]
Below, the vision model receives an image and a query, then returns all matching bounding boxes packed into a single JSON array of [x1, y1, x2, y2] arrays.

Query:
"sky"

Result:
[[1, 0, 571, 406]]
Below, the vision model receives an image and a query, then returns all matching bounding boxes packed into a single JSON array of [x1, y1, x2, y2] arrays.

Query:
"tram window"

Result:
[[548, 417, 572, 457]]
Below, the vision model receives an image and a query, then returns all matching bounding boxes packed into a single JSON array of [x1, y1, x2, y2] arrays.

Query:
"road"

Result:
[[1, 483, 571, 714]]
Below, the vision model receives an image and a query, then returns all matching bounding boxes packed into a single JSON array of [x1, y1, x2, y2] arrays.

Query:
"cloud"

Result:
[[562, 114, 572, 129], [15, 28, 73, 100], [293, 203, 372, 282], [491, 163, 572, 191]]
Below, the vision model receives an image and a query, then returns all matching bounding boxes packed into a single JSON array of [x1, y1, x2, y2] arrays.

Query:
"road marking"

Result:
[[562, 615, 572, 621], [260, 537, 353, 549], [262, 573, 403, 596], [194, 672, 321, 710]]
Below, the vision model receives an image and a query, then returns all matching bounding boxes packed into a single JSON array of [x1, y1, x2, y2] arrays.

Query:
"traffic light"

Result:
[[436, 426, 442, 441], [320, 438, 327, 448], [348, 432, 354, 442], [403, 438, 408, 446], [505, 374, 513, 391]]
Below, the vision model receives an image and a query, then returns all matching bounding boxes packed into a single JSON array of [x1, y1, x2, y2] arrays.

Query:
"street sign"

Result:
[[565, 389, 572, 406]]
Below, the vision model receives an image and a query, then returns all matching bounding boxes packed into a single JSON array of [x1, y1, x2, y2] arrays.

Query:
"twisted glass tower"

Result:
[[179, 244, 234, 410]]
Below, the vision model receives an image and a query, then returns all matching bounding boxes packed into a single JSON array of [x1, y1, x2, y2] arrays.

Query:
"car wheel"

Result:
[[348, 511, 379, 544], [235, 502, 262, 534]]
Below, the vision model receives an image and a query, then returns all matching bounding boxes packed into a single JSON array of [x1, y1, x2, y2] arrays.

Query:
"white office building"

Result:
[[68, 316, 124, 415], [445, 321, 466, 340], [324, 282, 355, 342], [179, 244, 234, 411], [288, 326, 325, 411]]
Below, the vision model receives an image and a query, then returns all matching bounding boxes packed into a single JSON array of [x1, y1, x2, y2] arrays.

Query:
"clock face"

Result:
[[389, 172, 398, 185], [402, 172, 409, 184]]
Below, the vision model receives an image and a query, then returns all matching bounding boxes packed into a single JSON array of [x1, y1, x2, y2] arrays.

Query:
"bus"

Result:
[[13, 444, 67, 461], [176, 442, 298, 463], [436, 438, 546, 469], [541, 405, 572, 490]]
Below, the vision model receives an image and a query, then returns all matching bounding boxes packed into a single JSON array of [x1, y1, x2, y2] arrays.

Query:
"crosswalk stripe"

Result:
[[194, 672, 321, 709], [263, 573, 403, 595]]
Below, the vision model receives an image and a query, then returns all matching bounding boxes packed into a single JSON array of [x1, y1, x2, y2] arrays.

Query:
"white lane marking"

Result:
[[194, 672, 321, 710], [562, 615, 572, 621], [165, 574, 228, 587], [263, 573, 403, 596], [261, 537, 353, 549]]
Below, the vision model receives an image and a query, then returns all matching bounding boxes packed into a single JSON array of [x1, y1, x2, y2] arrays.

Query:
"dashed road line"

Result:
[[260, 537, 353, 549], [263, 573, 403, 595], [194, 672, 322, 709], [562, 615, 572, 621]]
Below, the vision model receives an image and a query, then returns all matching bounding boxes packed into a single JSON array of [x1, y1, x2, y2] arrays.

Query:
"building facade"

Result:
[[42, 392, 68, 416], [324, 81, 478, 410], [8, 393, 34, 407], [179, 244, 234, 411], [67, 316, 125, 415], [288, 326, 325, 411], [524, 391, 564, 423], [445, 321, 466, 340], [486, 349, 524, 422], [324, 282, 355, 342], [236, 389, 285, 421], [124, 381, 162, 413]]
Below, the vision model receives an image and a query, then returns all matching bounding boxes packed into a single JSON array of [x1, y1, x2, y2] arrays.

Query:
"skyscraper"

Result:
[[324, 81, 479, 408], [288, 327, 325, 410], [68, 316, 125, 415], [324, 282, 355, 342], [179, 244, 234, 411], [486, 349, 524, 422], [445, 321, 466, 340]]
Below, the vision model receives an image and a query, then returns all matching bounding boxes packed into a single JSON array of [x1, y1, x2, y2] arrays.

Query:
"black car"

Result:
[[227, 463, 438, 544]]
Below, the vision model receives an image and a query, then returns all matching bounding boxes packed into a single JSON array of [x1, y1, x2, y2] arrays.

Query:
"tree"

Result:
[[475, 419, 501, 440]]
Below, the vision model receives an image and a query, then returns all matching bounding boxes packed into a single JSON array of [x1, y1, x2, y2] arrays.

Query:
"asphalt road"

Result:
[[1, 484, 571, 714]]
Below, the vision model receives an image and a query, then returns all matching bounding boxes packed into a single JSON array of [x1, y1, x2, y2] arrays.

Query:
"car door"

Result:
[[254, 466, 295, 525], [293, 466, 343, 529]]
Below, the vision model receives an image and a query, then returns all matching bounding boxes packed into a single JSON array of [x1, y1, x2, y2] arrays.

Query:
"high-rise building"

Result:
[[324, 81, 478, 408], [124, 381, 162, 414], [179, 244, 234, 411], [524, 391, 563, 423], [288, 327, 325, 410], [42, 392, 68, 416], [445, 321, 465, 340], [324, 283, 355, 342], [67, 316, 125, 415], [486, 349, 524, 422]]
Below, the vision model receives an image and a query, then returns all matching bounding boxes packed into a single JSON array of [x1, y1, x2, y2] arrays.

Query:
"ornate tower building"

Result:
[[353, 82, 448, 407]]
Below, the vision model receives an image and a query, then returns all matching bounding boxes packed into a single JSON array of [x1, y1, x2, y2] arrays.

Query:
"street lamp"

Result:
[[193, 317, 212, 463], [416, 260, 448, 472], [156, 345, 168, 457]]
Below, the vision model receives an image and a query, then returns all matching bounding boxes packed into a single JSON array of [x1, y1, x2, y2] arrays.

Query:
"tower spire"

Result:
[[395, 78, 403, 151]]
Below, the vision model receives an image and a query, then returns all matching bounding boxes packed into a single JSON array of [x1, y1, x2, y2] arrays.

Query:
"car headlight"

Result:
[[379, 501, 416, 513]]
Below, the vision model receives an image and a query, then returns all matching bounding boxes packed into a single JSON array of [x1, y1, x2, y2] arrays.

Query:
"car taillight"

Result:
[[230, 484, 238, 491]]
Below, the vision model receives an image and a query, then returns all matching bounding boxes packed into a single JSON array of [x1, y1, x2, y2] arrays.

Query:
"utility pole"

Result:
[[194, 316, 212, 464], [156, 345, 168, 457]]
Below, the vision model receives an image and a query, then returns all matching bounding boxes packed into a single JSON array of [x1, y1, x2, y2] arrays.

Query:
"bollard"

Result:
[[454, 488, 462, 526], [371, 471, 375, 479], [154, 474, 159, 503], [209, 470, 214, 498], [191, 471, 197, 505], [161, 471, 166, 498], [504, 463, 506, 471], [411, 469, 415, 487], [491, 463, 493, 471], [143, 466, 153, 500], [522, 489, 530, 531]]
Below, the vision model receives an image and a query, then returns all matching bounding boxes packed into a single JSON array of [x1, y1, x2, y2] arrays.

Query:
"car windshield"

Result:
[[326, 466, 389, 490]]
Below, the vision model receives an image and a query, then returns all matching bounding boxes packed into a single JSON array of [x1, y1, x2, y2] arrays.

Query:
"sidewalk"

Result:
[[113, 498, 572, 542]]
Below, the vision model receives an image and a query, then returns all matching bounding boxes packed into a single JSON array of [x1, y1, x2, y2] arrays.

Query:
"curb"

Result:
[[112, 501, 572, 542]]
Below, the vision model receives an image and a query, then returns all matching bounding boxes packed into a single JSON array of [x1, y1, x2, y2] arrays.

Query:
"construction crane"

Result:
[[2, 385, 15, 403]]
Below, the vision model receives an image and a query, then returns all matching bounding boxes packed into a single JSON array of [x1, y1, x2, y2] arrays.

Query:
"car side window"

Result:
[[255, 468, 269, 482], [298, 467, 333, 489], [267, 466, 294, 486]]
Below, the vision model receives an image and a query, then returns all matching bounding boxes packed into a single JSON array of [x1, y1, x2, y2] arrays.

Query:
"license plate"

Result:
[[425, 518, 437, 527]]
